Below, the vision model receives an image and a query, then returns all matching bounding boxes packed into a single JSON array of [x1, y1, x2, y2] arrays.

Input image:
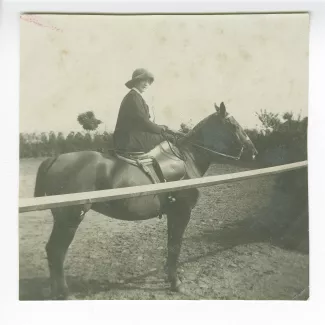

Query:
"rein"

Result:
[[163, 131, 244, 161], [164, 134, 186, 160], [190, 142, 244, 160]]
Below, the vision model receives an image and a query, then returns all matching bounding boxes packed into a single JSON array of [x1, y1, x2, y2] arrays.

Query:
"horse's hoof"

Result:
[[171, 279, 185, 293], [55, 294, 69, 300], [53, 290, 70, 300]]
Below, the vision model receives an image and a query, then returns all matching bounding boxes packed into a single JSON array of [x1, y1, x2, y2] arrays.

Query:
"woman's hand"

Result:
[[159, 125, 169, 133]]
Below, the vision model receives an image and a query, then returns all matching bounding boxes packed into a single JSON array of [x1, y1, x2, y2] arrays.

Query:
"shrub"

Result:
[[247, 111, 308, 252]]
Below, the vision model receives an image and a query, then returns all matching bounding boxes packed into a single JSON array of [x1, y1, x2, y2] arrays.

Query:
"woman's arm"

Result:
[[129, 93, 164, 134]]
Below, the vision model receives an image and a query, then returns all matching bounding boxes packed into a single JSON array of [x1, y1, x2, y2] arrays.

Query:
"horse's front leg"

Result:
[[166, 202, 191, 292]]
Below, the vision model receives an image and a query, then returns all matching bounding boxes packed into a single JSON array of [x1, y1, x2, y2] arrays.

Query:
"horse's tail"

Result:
[[34, 156, 58, 197]]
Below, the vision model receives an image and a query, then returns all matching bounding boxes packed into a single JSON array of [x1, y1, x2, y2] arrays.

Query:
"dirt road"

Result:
[[19, 158, 308, 300]]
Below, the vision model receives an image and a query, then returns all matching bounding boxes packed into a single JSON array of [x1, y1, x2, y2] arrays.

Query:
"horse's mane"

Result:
[[183, 113, 216, 139]]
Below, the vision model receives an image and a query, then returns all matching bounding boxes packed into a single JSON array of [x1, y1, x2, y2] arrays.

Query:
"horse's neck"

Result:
[[179, 135, 211, 178]]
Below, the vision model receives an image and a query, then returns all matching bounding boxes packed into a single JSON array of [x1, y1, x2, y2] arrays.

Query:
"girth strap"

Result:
[[115, 152, 176, 214], [148, 157, 167, 183], [134, 158, 175, 217], [135, 159, 160, 183]]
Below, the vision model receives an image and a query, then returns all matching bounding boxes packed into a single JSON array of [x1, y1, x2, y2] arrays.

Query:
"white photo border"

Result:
[[1, 0, 325, 324]]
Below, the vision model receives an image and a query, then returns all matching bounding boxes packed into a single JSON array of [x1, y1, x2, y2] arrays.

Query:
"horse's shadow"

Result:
[[19, 215, 308, 300], [19, 274, 170, 300], [187, 215, 308, 256]]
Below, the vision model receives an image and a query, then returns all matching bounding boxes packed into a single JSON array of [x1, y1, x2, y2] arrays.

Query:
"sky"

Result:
[[20, 13, 309, 134]]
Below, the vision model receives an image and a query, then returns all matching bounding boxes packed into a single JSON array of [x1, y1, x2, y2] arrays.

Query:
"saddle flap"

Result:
[[114, 142, 188, 183], [115, 153, 154, 166]]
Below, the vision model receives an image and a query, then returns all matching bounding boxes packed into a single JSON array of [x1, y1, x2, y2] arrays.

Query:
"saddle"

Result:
[[114, 140, 202, 179], [113, 142, 191, 206], [115, 151, 167, 184]]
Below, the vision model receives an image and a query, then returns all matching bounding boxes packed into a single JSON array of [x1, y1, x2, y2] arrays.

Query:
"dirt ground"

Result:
[[19, 158, 309, 300]]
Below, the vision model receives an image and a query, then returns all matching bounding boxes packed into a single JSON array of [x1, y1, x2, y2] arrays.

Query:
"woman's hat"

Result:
[[125, 68, 154, 89]]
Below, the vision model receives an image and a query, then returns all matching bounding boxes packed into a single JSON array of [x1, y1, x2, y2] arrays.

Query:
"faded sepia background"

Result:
[[20, 13, 309, 134]]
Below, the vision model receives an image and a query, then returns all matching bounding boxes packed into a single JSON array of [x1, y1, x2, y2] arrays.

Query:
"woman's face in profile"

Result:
[[135, 79, 151, 93]]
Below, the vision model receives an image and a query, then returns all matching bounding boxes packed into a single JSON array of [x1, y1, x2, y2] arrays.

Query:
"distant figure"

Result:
[[113, 68, 170, 153]]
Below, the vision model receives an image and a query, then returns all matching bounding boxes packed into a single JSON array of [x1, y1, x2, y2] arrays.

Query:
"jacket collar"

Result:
[[131, 87, 144, 98]]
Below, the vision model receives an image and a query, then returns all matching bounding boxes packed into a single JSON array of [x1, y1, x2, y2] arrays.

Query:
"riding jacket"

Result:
[[113, 89, 165, 152]]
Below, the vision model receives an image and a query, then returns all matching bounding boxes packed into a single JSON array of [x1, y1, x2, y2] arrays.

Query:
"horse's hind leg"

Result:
[[46, 207, 84, 299], [166, 202, 191, 292]]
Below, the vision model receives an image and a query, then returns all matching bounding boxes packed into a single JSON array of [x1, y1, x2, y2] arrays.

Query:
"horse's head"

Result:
[[187, 102, 258, 162]]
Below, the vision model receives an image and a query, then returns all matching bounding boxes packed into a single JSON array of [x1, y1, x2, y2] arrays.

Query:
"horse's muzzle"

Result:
[[241, 148, 258, 162], [252, 150, 258, 161]]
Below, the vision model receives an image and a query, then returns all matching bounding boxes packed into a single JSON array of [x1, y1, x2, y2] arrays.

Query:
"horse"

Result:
[[33, 102, 258, 299]]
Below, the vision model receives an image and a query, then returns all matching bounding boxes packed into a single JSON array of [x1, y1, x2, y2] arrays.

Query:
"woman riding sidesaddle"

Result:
[[113, 68, 173, 154]]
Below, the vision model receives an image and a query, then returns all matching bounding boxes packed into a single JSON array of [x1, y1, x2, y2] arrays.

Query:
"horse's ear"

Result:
[[214, 103, 219, 112], [220, 102, 226, 118]]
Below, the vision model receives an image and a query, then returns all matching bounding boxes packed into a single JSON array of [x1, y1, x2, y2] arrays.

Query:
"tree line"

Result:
[[20, 131, 114, 158], [20, 110, 307, 161]]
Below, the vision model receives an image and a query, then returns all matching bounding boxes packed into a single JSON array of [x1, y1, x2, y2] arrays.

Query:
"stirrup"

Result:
[[168, 194, 176, 203]]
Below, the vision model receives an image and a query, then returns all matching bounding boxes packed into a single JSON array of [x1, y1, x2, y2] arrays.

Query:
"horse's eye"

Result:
[[230, 122, 237, 131]]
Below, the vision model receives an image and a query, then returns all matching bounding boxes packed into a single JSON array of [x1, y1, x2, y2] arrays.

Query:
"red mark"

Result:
[[20, 15, 63, 32]]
